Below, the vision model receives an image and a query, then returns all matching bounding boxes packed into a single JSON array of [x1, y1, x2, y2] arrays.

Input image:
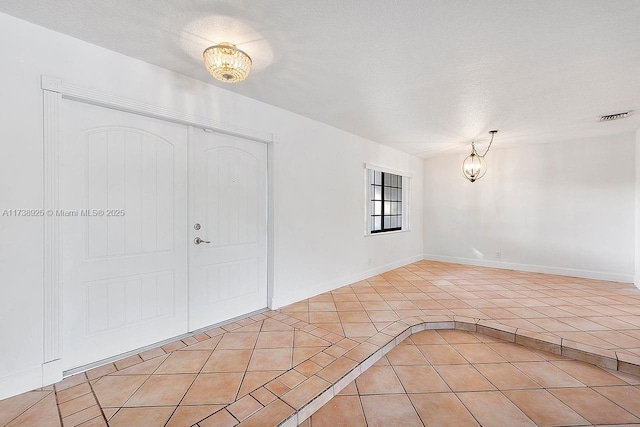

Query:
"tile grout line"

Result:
[[444, 333, 540, 426], [188, 318, 264, 426], [228, 317, 267, 423], [351, 374, 368, 427], [428, 330, 507, 422], [53, 387, 65, 427], [587, 383, 640, 422], [385, 349, 428, 427], [6, 389, 57, 427], [162, 333, 227, 427], [110, 348, 170, 420], [192, 312, 323, 426], [65, 377, 106, 425]]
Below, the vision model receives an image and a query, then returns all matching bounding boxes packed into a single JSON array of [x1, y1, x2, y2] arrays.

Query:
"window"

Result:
[[369, 169, 404, 233], [364, 164, 411, 236]]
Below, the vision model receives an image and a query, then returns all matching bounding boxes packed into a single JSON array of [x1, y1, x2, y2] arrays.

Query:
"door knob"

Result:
[[194, 237, 211, 245]]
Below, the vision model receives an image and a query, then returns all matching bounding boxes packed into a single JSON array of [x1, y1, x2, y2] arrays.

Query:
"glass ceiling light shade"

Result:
[[461, 145, 487, 182], [461, 130, 498, 183], [203, 42, 252, 83]]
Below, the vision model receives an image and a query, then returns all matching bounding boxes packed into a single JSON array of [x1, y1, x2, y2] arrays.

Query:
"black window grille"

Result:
[[370, 170, 402, 233]]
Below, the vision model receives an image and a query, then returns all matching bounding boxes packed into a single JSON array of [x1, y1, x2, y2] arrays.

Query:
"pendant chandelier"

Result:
[[461, 130, 498, 182], [203, 42, 252, 83]]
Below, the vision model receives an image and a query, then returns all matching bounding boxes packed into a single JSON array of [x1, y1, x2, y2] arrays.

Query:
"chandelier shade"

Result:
[[461, 151, 487, 182], [203, 42, 252, 83], [461, 130, 498, 183]]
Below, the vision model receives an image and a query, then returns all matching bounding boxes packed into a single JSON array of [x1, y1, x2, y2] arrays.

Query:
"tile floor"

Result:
[[2, 260, 640, 426], [0, 313, 341, 427], [284, 261, 640, 361], [306, 329, 640, 426]]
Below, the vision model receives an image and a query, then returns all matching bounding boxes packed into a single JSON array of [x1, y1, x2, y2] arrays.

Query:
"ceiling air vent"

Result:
[[599, 111, 631, 122]]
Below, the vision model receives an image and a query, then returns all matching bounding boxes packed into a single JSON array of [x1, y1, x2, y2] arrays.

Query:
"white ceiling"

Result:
[[2, 0, 640, 156]]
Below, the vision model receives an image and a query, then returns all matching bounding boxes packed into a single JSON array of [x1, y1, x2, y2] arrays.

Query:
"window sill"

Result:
[[365, 228, 411, 237]]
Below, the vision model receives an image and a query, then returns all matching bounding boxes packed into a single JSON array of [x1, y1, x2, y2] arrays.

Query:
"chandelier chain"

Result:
[[479, 131, 496, 157]]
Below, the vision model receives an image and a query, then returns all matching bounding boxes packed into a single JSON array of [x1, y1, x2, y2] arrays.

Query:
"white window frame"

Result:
[[364, 163, 411, 236]]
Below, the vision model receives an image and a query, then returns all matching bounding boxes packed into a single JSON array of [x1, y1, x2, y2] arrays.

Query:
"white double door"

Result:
[[60, 100, 267, 370]]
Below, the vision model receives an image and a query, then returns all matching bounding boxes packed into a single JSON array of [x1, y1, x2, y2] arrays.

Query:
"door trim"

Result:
[[41, 76, 276, 144], [41, 75, 277, 383]]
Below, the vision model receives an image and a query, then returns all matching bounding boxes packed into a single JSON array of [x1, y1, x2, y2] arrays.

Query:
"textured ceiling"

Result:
[[2, 0, 640, 156]]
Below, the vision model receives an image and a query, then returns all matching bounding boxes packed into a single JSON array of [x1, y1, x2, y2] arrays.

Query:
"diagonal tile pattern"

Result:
[[2, 260, 640, 426], [0, 312, 335, 427]]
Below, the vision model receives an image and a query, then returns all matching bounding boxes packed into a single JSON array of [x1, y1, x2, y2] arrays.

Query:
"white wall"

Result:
[[272, 122, 424, 306], [423, 134, 635, 282], [0, 12, 423, 398]]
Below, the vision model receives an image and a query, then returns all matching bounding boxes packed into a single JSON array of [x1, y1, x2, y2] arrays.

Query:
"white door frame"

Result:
[[41, 75, 277, 385]]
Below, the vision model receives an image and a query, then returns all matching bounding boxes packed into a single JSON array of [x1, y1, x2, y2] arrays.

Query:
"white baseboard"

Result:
[[271, 254, 424, 309], [423, 254, 634, 283], [0, 360, 64, 401], [0, 365, 43, 401], [42, 359, 63, 386]]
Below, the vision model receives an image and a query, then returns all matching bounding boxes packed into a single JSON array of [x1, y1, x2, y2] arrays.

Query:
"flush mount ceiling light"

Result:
[[203, 42, 252, 83], [461, 130, 498, 183]]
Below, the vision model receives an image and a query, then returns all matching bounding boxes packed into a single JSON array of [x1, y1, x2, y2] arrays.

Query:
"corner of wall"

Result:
[[423, 254, 634, 283], [271, 254, 423, 309]]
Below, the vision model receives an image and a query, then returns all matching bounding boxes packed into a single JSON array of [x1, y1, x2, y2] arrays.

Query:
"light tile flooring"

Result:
[[2, 260, 640, 426], [306, 329, 640, 426]]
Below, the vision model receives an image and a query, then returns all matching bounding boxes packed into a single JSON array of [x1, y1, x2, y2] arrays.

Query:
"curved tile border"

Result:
[[275, 315, 640, 427]]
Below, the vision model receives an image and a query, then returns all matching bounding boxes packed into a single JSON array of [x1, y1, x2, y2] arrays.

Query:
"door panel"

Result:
[[205, 147, 260, 247], [204, 258, 260, 303], [60, 100, 188, 370], [85, 270, 174, 334], [84, 130, 176, 258], [188, 128, 268, 330]]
